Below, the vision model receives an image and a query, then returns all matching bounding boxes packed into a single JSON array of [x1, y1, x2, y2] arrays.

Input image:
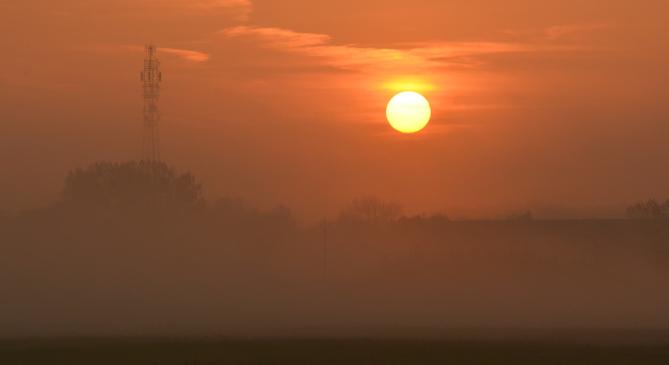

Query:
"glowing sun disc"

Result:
[[386, 91, 431, 134]]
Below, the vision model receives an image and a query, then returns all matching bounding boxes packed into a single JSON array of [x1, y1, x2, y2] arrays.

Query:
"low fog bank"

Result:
[[1, 162, 669, 339]]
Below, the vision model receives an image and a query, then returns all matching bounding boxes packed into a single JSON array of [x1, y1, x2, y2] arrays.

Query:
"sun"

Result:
[[386, 91, 432, 134]]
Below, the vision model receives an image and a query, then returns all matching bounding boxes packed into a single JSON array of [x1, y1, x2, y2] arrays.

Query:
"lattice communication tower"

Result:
[[140, 44, 162, 162]]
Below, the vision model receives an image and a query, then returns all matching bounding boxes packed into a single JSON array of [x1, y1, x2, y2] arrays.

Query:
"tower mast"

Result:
[[140, 44, 162, 162]]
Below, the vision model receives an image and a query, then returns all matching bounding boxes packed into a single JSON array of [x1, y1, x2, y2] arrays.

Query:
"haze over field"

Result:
[[1, 164, 669, 338]]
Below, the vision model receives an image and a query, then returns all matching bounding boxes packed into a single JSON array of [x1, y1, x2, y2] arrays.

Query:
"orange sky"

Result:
[[1, 0, 669, 219]]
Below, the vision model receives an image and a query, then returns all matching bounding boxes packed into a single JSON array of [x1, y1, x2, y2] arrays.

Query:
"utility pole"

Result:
[[323, 218, 328, 279]]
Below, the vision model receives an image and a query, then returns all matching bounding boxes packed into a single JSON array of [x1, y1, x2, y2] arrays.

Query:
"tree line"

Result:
[[5, 160, 669, 221]]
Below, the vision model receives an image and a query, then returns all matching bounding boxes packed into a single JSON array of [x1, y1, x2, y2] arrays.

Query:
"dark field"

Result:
[[3, 336, 669, 365]]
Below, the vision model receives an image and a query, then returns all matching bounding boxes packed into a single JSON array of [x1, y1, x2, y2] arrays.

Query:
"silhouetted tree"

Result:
[[338, 197, 403, 224], [62, 161, 204, 212], [626, 199, 668, 219]]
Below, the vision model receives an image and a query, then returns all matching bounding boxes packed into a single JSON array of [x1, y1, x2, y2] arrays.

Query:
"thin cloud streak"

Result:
[[91, 44, 211, 63], [150, 0, 252, 11], [185, 0, 253, 20], [220, 25, 565, 74], [217, 25, 576, 115], [502, 23, 610, 41], [544, 23, 609, 40], [190, 0, 252, 8], [159, 47, 210, 62]]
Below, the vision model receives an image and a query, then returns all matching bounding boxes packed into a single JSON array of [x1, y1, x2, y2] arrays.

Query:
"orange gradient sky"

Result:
[[1, 0, 669, 218]]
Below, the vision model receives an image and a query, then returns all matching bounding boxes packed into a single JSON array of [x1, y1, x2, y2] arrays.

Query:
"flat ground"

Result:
[[3, 336, 669, 365]]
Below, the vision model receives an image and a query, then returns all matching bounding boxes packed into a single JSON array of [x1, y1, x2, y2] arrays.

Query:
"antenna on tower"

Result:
[[140, 44, 162, 162]]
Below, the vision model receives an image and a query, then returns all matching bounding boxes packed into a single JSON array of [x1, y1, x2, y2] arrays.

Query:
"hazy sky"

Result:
[[2, 0, 669, 218]]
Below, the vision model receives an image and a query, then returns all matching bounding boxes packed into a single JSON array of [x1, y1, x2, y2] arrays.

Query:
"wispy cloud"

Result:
[[223, 26, 331, 48], [185, 0, 253, 20], [151, 0, 252, 10], [159, 47, 210, 62], [191, 0, 252, 8], [220, 26, 543, 74], [544, 23, 609, 40], [8, 0, 254, 18], [89, 44, 210, 63], [502, 23, 610, 41]]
